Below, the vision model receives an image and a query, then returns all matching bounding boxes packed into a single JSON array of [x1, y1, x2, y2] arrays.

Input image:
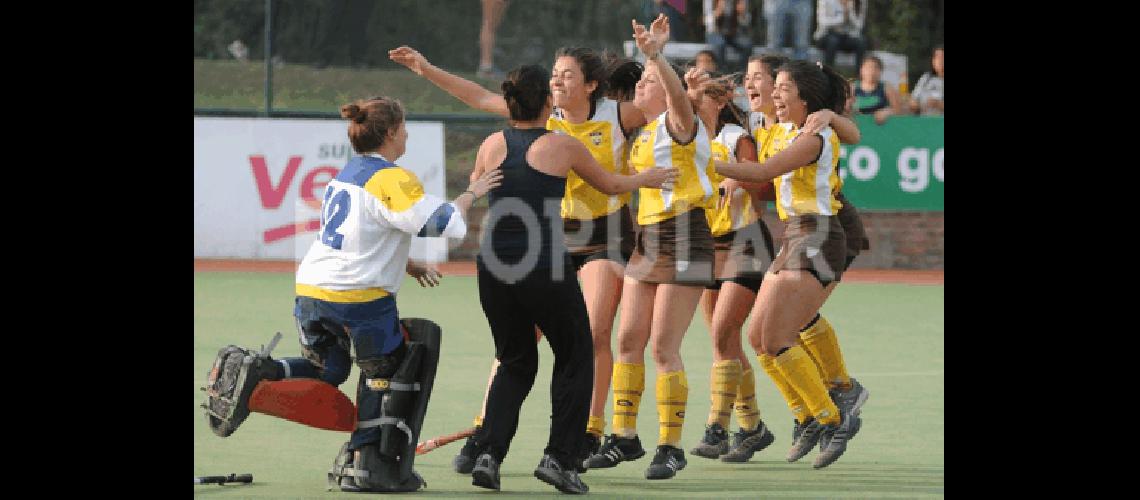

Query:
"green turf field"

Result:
[[194, 271, 943, 498]]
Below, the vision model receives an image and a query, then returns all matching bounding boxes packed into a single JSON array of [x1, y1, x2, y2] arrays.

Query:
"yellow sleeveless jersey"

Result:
[[706, 124, 758, 237], [764, 123, 843, 220], [546, 97, 629, 220], [629, 111, 715, 226]]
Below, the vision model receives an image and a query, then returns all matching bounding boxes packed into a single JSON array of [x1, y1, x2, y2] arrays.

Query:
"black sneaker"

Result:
[[452, 428, 481, 474], [644, 445, 687, 480], [813, 414, 862, 469], [534, 454, 589, 494], [471, 452, 500, 491], [584, 434, 646, 469], [578, 433, 601, 473], [690, 423, 730, 459], [719, 421, 775, 462], [786, 418, 824, 463]]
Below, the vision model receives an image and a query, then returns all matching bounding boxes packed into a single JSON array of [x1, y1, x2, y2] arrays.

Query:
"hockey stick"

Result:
[[194, 473, 253, 485], [415, 427, 476, 455]]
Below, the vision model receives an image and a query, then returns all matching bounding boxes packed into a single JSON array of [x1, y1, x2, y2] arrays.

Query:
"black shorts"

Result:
[[565, 205, 636, 271]]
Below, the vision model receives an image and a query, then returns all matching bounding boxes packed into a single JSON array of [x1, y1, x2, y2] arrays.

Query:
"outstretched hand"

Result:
[[638, 165, 680, 189], [388, 46, 430, 75], [632, 13, 669, 59], [407, 261, 442, 287], [466, 168, 504, 198]]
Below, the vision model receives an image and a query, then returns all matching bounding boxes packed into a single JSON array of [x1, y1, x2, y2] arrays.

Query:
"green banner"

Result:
[[837, 116, 944, 211]]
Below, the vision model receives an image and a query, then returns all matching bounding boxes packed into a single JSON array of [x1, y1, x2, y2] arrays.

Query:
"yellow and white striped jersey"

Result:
[[628, 111, 715, 226], [706, 124, 758, 237], [764, 123, 843, 220], [295, 153, 466, 301], [546, 97, 630, 220]]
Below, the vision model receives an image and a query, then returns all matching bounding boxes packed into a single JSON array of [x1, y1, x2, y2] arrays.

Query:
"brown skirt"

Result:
[[834, 191, 869, 269], [626, 209, 715, 286], [770, 215, 847, 287], [563, 205, 636, 268]]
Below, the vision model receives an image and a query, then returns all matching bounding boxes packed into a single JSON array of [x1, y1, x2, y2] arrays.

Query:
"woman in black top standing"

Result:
[[468, 65, 675, 494]]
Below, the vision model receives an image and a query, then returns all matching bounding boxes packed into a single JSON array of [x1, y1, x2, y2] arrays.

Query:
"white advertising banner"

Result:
[[194, 117, 447, 261]]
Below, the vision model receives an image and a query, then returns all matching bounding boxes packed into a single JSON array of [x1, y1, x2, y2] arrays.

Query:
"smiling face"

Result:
[[550, 56, 597, 110], [633, 64, 667, 113], [743, 59, 775, 114], [772, 71, 807, 126]]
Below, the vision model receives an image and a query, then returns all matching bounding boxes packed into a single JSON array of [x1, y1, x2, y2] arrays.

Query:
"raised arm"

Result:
[[389, 46, 510, 117], [716, 134, 824, 184], [565, 136, 676, 194], [634, 15, 698, 142]]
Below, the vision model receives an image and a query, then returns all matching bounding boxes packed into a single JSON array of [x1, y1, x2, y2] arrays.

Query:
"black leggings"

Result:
[[475, 262, 594, 468]]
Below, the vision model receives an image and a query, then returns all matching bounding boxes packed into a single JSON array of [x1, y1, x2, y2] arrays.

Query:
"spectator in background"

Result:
[[649, 0, 693, 41], [703, 0, 752, 73], [909, 46, 943, 116], [767, 0, 813, 60], [813, 0, 867, 70], [853, 55, 901, 125], [477, 0, 510, 79], [695, 49, 719, 73]]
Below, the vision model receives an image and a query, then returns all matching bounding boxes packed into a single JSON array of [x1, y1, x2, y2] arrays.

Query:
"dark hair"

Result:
[[554, 47, 608, 104], [340, 96, 404, 154], [502, 65, 551, 121], [778, 60, 849, 116], [748, 54, 789, 78], [698, 73, 747, 132], [696, 50, 717, 65], [862, 55, 883, 71], [603, 54, 643, 101]]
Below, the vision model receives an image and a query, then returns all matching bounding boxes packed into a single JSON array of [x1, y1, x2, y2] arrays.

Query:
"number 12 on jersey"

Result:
[[320, 187, 351, 250]]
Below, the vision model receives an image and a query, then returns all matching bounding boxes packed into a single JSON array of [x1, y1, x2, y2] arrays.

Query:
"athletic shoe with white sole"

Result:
[[645, 445, 687, 480]]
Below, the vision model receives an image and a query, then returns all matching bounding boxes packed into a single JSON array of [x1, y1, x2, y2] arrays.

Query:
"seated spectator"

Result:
[[853, 55, 902, 125], [704, 0, 752, 72], [695, 49, 719, 73], [909, 46, 943, 116], [814, 0, 867, 70]]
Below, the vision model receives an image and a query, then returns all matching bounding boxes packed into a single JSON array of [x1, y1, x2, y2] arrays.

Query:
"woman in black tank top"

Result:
[[464, 65, 674, 494], [478, 127, 567, 276]]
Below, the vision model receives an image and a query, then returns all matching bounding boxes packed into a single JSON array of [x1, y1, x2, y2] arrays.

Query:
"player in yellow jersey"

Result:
[[716, 60, 864, 469], [733, 54, 872, 464], [583, 14, 710, 481], [388, 43, 653, 471], [679, 70, 779, 463]]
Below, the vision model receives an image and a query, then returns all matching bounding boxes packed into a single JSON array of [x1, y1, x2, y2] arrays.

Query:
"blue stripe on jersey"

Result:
[[416, 202, 455, 237], [337, 156, 396, 188]]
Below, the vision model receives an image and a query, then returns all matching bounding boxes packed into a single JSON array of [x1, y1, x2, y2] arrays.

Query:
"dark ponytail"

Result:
[[778, 60, 848, 115], [502, 65, 551, 121]]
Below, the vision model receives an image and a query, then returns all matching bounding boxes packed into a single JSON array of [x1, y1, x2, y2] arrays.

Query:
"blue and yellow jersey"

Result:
[[764, 123, 843, 220], [546, 97, 630, 220], [295, 154, 465, 301], [705, 123, 758, 237], [628, 111, 715, 226]]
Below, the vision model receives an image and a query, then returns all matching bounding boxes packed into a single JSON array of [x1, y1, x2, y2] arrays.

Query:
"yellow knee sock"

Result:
[[587, 415, 605, 437], [656, 371, 688, 446], [707, 360, 741, 428], [734, 367, 761, 431], [758, 353, 810, 423], [799, 314, 851, 391], [773, 345, 840, 425], [611, 362, 645, 438]]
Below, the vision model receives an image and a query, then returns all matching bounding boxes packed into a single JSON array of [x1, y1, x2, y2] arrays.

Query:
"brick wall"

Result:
[[449, 207, 944, 270]]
